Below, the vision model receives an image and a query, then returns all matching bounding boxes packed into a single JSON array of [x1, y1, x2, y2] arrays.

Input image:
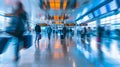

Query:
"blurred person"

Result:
[[80, 27, 87, 44], [96, 26, 104, 65], [47, 26, 52, 50], [97, 25, 104, 42], [35, 24, 41, 46], [47, 26, 52, 41], [61, 26, 67, 51], [60, 26, 66, 39], [63, 26, 67, 39], [105, 27, 111, 38], [97, 25, 104, 63], [5, 1, 29, 61], [86, 27, 92, 43], [85, 27, 92, 51]]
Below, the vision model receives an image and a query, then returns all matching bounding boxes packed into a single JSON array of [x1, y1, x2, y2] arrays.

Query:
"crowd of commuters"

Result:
[[80, 27, 92, 44]]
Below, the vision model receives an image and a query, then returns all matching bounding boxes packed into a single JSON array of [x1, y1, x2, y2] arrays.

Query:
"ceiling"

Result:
[[38, 0, 109, 24], [0, 0, 108, 24], [38, 0, 91, 23]]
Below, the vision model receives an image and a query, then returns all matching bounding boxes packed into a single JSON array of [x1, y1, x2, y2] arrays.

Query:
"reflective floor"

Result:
[[0, 31, 120, 67]]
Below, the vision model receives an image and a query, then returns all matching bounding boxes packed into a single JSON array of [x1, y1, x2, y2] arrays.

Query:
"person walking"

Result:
[[47, 26, 52, 40], [35, 24, 41, 46], [5, 1, 29, 61]]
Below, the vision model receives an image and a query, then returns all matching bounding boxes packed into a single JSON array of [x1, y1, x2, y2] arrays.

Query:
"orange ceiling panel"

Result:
[[63, 0, 67, 10], [49, 0, 55, 9], [55, 0, 60, 10], [49, 0, 61, 10]]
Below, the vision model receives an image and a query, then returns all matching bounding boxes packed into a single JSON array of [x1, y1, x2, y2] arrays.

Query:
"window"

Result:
[[116, 14, 120, 19], [111, 19, 115, 24], [116, 19, 120, 23], [106, 16, 110, 21], [110, 15, 116, 20]]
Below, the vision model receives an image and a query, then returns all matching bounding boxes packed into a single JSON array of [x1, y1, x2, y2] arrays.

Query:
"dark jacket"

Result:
[[35, 25, 41, 32]]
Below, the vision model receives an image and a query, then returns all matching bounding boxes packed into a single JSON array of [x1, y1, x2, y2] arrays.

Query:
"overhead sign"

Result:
[[94, 9, 101, 17], [88, 13, 94, 19], [80, 23, 87, 26], [100, 6, 107, 14], [109, 0, 118, 11]]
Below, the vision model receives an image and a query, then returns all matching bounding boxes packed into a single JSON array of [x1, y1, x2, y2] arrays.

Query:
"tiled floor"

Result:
[[0, 31, 120, 67]]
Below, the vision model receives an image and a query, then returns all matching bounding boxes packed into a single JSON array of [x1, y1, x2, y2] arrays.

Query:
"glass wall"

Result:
[[100, 13, 120, 36], [87, 21, 97, 35], [100, 13, 120, 30], [88, 21, 97, 29]]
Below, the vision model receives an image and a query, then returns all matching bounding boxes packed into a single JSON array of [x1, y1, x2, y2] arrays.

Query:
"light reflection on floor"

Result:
[[0, 31, 120, 67]]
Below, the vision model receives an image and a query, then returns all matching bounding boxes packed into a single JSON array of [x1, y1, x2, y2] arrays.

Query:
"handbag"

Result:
[[38, 34, 41, 40]]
